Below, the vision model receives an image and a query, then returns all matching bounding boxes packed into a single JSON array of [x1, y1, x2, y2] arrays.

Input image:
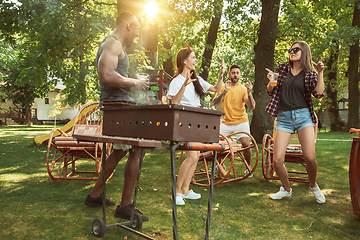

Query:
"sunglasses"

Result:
[[288, 47, 301, 54]]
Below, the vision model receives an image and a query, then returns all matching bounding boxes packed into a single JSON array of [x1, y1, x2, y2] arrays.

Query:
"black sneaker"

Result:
[[84, 194, 115, 207], [114, 204, 149, 222]]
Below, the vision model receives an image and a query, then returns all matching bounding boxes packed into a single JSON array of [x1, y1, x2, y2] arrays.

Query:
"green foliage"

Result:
[[156, 0, 262, 105], [216, 0, 360, 114], [199, 0, 260, 103], [0, 38, 50, 108], [0, 0, 20, 43], [128, 48, 154, 77], [2, 0, 360, 113], [0, 0, 116, 106], [274, 0, 360, 111], [225, 0, 261, 47], [156, 0, 224, 72]]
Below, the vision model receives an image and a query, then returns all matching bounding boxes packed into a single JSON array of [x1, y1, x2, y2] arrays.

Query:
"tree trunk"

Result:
[[26, 104, 33, 126], [251, 0, 281, 143], [142, 21, 159, 69], [347, 1, 360, 129], [163, 40, 174, 77], [199, 0, 223, 81], [326, 42, 345, 131], [79, 53, 87, 104]]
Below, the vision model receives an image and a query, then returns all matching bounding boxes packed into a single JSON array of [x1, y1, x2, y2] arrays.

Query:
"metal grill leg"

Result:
[[170, 143, 180, 240], [205, 151, 217, 239]]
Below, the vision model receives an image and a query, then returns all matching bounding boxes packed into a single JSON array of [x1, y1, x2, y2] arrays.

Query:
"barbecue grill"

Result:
[[102, 100, 224, 143], [78, 100, 225, 239]]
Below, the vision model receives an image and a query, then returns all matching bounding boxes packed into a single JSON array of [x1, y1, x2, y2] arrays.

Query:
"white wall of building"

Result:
[[35, 92, 78, 121]]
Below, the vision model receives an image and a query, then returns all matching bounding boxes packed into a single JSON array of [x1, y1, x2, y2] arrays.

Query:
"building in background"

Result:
[[0, 81, 78, 125]]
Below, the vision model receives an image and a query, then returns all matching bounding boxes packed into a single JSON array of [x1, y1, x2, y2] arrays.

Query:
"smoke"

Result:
[[129, 87, 158, 105]]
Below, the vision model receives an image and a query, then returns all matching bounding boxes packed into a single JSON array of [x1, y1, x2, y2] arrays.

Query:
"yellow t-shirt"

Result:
[[216, 84, 249, 125]]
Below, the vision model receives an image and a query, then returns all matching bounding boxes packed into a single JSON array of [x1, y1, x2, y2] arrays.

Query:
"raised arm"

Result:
[[265, 68, 276, 94], [208, 58, 225, 93], [97, 38, 148, 90], [312, 57, 325, 94], [244, 81, 255, 110], [213, 81, 230, 107]]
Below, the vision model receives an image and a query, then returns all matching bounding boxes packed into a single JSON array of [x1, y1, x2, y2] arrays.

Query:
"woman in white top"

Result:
[[167, 46, 224, 205]]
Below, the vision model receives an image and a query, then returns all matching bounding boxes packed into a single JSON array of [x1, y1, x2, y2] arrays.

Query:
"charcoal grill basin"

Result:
[[102, 104, 223, 143]]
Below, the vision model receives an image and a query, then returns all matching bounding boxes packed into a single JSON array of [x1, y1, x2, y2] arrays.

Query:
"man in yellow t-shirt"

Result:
[[213, 63, 256, 177]]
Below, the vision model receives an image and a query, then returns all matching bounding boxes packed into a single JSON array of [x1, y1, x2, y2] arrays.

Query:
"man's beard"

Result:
[[230, 78, 239, 83]]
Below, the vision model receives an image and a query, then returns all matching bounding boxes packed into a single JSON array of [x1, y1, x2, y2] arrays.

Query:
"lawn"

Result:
[[0, 125, 359, 240]]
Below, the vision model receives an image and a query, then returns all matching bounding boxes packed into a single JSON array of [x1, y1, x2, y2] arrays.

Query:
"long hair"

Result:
[[172, 48, 205, 97], [289, 41, 314, 73]]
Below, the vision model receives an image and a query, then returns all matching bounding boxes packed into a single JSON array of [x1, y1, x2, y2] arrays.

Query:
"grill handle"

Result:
[[183, 142, 225, 151]]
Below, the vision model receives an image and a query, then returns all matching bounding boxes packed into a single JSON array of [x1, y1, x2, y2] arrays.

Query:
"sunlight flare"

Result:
[[145, 1, 158, 18]]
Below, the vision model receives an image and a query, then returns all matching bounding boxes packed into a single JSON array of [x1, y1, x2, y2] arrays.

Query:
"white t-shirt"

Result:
[[167, 74, 212, 107]]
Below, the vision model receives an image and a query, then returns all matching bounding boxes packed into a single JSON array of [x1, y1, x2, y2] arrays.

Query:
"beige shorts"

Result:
[[113, 143, 132, 151], [220, 122, 250, 140]]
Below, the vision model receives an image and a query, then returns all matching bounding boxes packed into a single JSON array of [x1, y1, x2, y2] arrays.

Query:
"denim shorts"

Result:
[[275, 108, 315, 134]]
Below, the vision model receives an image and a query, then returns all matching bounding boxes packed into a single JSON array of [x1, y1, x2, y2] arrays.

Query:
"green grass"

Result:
[[317, 129, 351, 140], [1, 125, 360, 239]]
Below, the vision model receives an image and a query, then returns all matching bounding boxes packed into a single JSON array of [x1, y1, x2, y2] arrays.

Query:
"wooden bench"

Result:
[[45, 102, 111, 182]]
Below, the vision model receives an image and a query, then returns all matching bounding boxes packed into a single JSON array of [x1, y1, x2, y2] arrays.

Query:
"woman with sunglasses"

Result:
[[265, 41, 326, 204], [166, 46, 223, 205]]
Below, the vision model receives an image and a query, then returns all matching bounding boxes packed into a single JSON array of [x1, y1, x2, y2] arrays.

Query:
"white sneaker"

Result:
[[270, 186, 292, 200], [244, 169, 253, 178], [176, 193, 185, 205], [310, 184, 326, 204], [182, 189, 201, 200]]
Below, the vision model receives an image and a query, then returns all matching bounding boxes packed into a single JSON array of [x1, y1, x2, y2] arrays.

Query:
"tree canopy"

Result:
[[0, 0, 359, 129]]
